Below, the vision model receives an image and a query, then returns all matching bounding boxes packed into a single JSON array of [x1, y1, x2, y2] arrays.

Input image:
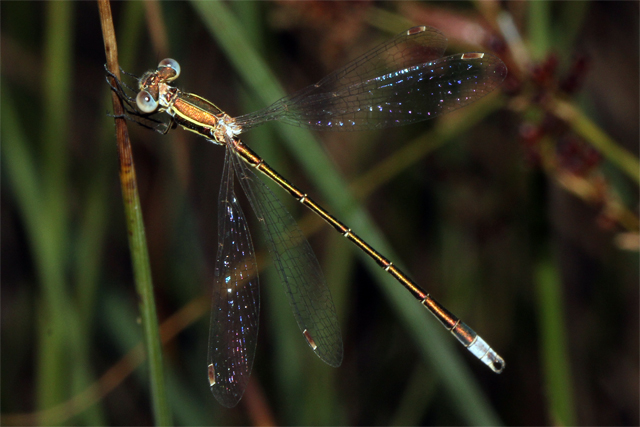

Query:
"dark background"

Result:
[[2, 1, 638, 425]]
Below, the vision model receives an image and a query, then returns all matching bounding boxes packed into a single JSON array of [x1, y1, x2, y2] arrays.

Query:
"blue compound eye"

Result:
[[136, 90, 158, 113], [158, 58, 181, 81]]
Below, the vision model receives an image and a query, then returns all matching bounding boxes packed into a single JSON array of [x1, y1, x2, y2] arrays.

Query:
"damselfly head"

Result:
[[134, 59, 180, 114]]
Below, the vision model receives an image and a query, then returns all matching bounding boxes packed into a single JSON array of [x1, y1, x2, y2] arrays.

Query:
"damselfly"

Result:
[[108, 25, 508, 408]]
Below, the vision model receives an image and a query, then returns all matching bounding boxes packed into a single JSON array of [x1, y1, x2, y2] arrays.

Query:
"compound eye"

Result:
[[158, 58, 181, 81], [136, 90, 158, 113]]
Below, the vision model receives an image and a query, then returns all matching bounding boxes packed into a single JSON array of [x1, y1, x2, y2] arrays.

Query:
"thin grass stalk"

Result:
[[551, 99, 640, 185], [535, 258, 577, 426], [528, 0, 550, 61], [97, 1, 171, 424], [306, 233, 353, 424]]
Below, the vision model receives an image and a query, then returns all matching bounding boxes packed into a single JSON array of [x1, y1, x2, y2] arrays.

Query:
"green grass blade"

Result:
[[39, 3, 75, 416], [528, 0, 551, 60], [535, 257, 577, 426], [2, 85, 82, 426]]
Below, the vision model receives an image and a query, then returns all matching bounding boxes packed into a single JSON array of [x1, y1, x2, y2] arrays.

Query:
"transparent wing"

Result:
[[229, 140, 343, 367], [207, 148, 260, 408], [235, 26, 507, 132]]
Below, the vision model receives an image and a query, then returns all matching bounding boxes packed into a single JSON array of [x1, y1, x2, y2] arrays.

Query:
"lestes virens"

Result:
[[108, 25, 508, 408]]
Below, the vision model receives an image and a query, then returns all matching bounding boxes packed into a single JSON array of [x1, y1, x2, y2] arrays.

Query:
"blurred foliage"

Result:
[[1, 1, 638, 426]]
